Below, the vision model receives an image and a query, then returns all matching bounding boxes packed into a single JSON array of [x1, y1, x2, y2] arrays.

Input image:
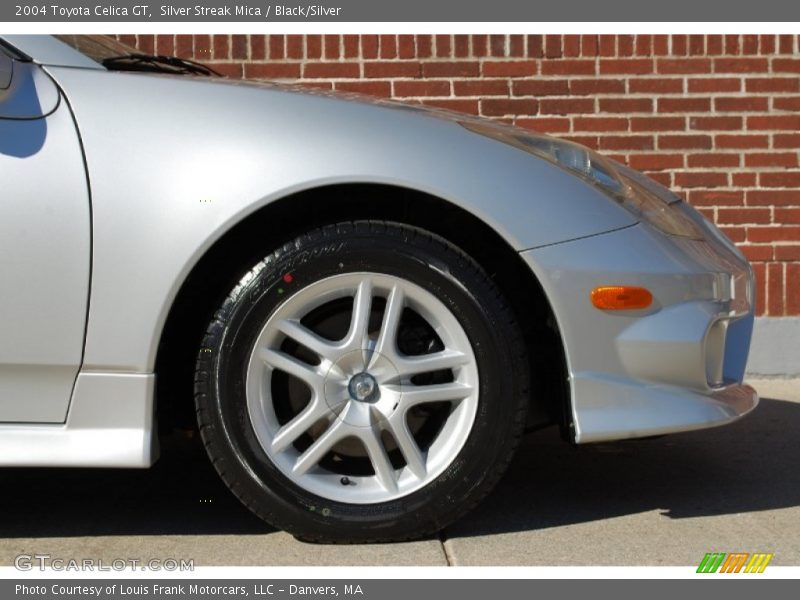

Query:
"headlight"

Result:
[[461, 120, 704, 239]]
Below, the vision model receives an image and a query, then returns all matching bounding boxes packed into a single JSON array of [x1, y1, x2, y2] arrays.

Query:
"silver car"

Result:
[[0, 34, 757, 542]]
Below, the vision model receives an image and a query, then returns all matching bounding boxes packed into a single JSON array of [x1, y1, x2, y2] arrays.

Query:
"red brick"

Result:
[[687, 78, 741, 93], [563, 35, 580, 57], [741, 245, 774, 261], [718, 208, 772, 224], [659, 135, 713, 150], [569, 79, 626, 95], [582, 35, 599, 57], [759, 172, 800, 187], [513, 80, 569, 96], [481, 60, 537, 77], [416, 35, 432, 59], [657, 97, 711, 112], [774, 97, 800, 112], [544, 35, 562, 58], [363, 62, 420, 78], [540, 98, 594, 114], [598, 136, 654, 151], [573, 117, 629, 132], [715, 135, 770, 149], [618, 35, 635, 57], [733, 173, 757, 187], [719, 226, 746, 243], [776, 246, 800, 260], [745, 153, 799, 168], [243, 63, 301, 79], [635, 35, 652, 56], [747, 116, 800, 130], [303, 63, 360, 79], [776, 208, 800, 224], [745, 78, 800, 93], [541, 59, 596, 75], [767, 262, 785, 315], [343, 35, 360, 59], [323, 35, 340, 59], [452, 35, 468, 58], [481, 98, 538, 116], [527, 35, 544, 58], [396, 80, 451, 97], [599, 59, 653, 74], [156, 35, 174, 57], [452, 79, 507, 96], [753, 262, 766, 315], [706, 35, 724, 55], [656, 58, 712, 74], [436, 35, 452, 58], [175, 35, 193, 58], [422, 61, 479, 77], [687, 153, 741, 168], [599, 98, 653, 113], [249, 36, 265, 61], [774, 134, 800, 149], [306, 35, 321, 59], [629, 78, 683, 93], [714, 57, 769, 73], [714, 97, 769, 112], [689, 116, 743, 131], [360, 35, 378, 59], [675, 172, 728, 187], [398, 35, 415, 59], [212, 35, 228, 60], [689, 190, 744, 206], [773, 59, 800, 73], [630, 117, 686, 132], [787, 265, 800, 315], [598, 36, 616, 57], [136, 35, 154, 54], [286, 35, 303, 59], [380, 35, 397, 59], [749, 227, 800, 243], [628, 154, 684, 170], [490, 34, 507, 57]]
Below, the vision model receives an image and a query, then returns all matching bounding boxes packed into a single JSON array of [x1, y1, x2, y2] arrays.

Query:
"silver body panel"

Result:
[[0, 66, 90, 423], [0, 35, 757, 467]]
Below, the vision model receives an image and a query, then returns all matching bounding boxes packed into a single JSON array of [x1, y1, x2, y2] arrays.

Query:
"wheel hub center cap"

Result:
[[348, 372, 378, 402]]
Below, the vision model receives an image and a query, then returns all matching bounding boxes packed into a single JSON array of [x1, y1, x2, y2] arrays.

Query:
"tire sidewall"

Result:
[[203, 224, 524, 537]]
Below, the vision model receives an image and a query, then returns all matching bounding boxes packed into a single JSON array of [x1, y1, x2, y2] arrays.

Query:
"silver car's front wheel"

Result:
[[245, 272, 480, 504], [195, 221, 529, 542]]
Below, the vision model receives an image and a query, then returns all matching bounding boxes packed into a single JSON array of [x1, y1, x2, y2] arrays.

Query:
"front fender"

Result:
[[47, 68, 634, 372]]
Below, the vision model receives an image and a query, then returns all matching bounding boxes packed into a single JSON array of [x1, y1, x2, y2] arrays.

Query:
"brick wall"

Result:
[[117, 34, 800, 316]]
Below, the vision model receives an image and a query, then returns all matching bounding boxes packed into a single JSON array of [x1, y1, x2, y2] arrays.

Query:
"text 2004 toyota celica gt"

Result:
[[0, 34, 757, 542]]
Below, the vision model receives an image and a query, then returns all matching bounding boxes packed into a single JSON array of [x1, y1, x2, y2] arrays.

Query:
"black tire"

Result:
[[194, 221, 529, 542]]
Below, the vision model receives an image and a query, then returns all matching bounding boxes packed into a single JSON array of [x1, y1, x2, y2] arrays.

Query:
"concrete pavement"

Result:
[[0, 379, 797, 566]]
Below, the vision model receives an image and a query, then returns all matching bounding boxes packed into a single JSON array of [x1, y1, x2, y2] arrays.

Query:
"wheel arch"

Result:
[[154, 182, 570, 435]]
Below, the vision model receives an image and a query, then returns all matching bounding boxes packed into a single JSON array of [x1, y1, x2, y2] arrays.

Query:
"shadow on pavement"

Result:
[[446, 397, 800, 539], [0, 398, 795, 540], [0, 432, 272, 538]]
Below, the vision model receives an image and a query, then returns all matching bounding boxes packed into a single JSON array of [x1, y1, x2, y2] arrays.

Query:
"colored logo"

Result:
[[697, 552, 774, 573]]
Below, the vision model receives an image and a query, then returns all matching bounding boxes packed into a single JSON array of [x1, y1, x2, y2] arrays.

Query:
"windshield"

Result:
[[54, 34, 139, 64]]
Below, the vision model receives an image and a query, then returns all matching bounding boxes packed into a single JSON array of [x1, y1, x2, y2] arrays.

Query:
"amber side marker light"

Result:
[[591, 286, 653, 310]]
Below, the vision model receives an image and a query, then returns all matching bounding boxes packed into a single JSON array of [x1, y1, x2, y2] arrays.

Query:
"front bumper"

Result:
[[522, 215, 758, 443]]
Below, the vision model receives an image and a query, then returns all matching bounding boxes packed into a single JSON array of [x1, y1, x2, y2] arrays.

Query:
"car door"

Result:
[[0, 49, 91, 422]]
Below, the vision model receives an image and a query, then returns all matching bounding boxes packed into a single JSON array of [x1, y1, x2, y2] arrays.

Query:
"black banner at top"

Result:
[[2, 0, 800, 22]]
